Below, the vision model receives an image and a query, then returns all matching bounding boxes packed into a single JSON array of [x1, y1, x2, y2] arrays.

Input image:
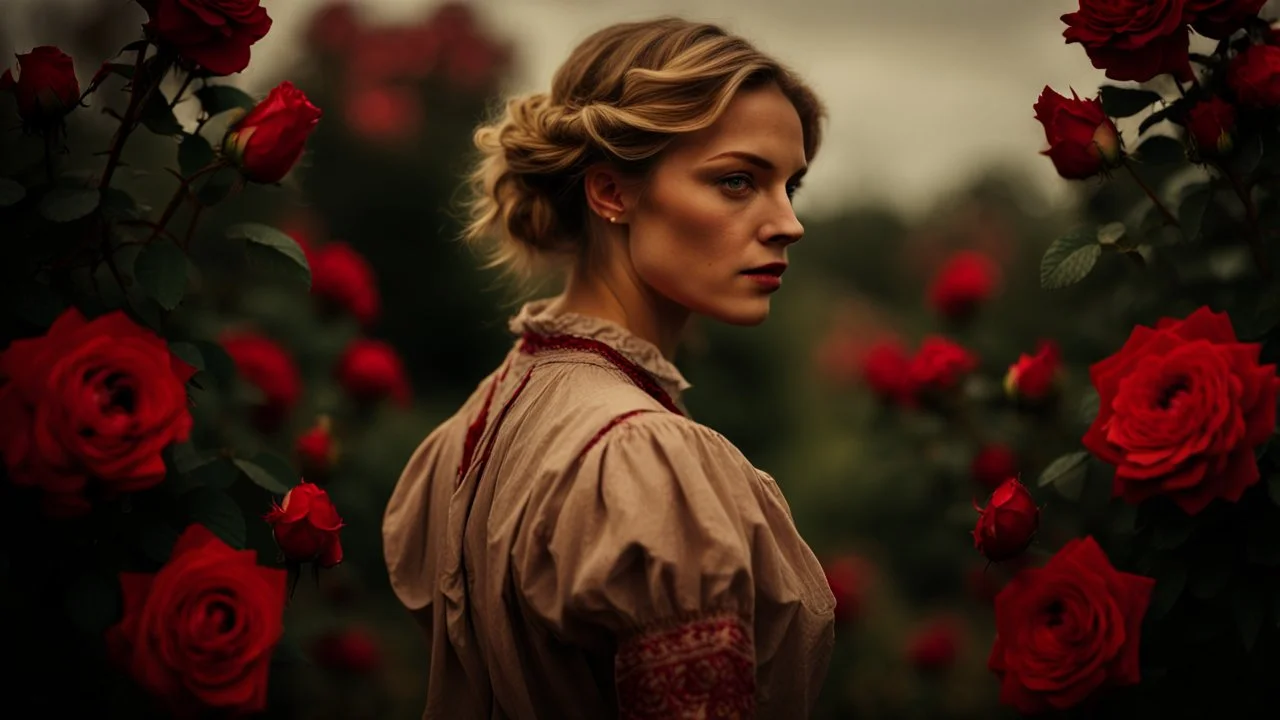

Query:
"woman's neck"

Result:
[[546, 264, 689, 360]]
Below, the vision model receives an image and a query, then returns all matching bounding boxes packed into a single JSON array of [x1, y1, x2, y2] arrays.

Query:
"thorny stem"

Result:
[[169, 71, 194, 110], [98, 46, 149, 192], [144, 162, 226, 245], [1123, 160, 1180, 228], [1219, 163, 1273, 281]]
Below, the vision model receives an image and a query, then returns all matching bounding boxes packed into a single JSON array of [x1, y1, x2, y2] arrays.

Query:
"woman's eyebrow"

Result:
[[704, 150, 807, 179]]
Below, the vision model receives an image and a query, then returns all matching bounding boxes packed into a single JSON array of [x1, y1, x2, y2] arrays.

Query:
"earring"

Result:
[[608, 216, 617, 224]]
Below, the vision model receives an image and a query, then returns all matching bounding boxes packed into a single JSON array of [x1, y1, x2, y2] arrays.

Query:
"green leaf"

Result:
[[63, 571, 121, 635], [188, 457, 238, 491], [0, 177, 25, 207], [233, 456, 293, 495], [100, 187, 141, 220], [1110, 502, 1139, 535], [1099, 85, 1165, 118], [133, 240, 189, 310], [168, 440, 212, 473], [1146, 556, 1186, 622], [1151, 508, 1196, 550], [1040, 230, 1101, 290], [168, 341, 205, 373], [1230, 132, 1264, 177], [141, 88, 184, 136], [183, 487, 246, 549], [1232, 582, 1266, 652], [1077, 388, 1101, 427], [1037, 450, 1090, 489], [38, 185, 100, 223], [104, 61, 135, 79], [195, 166, 238, 206], [178, 133, 215, 177], [191, 340, 236, 390], [1134, 135, 1186, 166], [1177, 184, 1214, 244], [1139, 104, 1178, 134], [130, 520, 179, 564], [227, 222, 312, 289], [195, 84, 257, 117]]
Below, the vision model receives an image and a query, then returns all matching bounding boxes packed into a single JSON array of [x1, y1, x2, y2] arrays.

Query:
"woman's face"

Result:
[[624, 82, 808, 326]]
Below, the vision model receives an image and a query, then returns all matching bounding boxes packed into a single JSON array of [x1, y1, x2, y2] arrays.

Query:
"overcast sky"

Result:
[[13, 0, 1272, 217]]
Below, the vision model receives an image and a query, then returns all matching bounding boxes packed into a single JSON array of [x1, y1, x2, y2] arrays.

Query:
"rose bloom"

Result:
[[860, 337, 915, 404], [310, 626, 383, 675], [1186, 0, 1267, 39], [220, 331, 301, 430], [344, 84, 424, 144], [1083, 307, 1280, 515], [1004, 340, 1062, 403], [823, 554, 871, 624], [336, 339, 412, 406], [989, 536, 1154, 714], [265, 481, 344, 567], [1186, 96, 1237, 157], [107, 524, 287, 715], [1034, 86, 1123, 180], [973, 478, 1040, 563], [0, 309, 194, 517], [927, 250, 999, 321], [138, 0, 272, 76], [1228, 44, 1280, 107], [295, 417, 338, 484], [1061, 0, 1192, 82], [907, 617, 962, 671], [971, 443, 1020, 491], [310, 241, 381, 326], [223, 81, 322, 184], [907, 336, 978, 394], [0, 46, 79, 125]]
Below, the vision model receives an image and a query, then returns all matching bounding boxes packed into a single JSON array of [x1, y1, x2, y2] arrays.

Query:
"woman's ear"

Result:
[[583, 162, 631, 222]]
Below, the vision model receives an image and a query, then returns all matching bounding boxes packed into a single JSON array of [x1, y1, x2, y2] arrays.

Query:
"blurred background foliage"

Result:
[[4, 1, 1265, 718]]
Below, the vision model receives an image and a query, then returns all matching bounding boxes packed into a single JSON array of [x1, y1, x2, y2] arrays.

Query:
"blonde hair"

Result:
[[462, 16, 826, 285]]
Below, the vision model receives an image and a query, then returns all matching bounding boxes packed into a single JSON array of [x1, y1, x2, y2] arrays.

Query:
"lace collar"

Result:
[[508, 297, 693, 397]]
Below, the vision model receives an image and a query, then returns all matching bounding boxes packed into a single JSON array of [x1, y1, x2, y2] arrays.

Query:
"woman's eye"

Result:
[[720, 175, 751, 193]]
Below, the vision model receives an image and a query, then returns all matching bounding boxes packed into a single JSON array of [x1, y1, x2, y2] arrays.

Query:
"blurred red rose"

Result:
[[0, 309, 194, 517], [990, 536, 1154, 714], [1229, 44, 1280, 107], [1034, 86, 1123, 180], [1185, 96, 1237, 156], [1005, 340, 1062, 404], [107, 524, 287, 715], [971, 444, 1020, 491], [907, 336, 978, 395], [823, 554, 871, 624], [1083, 307, 1279, 515], [928, 250, 999, 321], [220, 331, 301, 430], [307, 1, 361, 55], [344, 85, 423, 144], [1186, 0, 1266, 39], [336, 339, 412, 406], [1060, 0, 1192, 82], [0, 46, 80, 125], [907, 618, 963, 671], [137, 0, 272, 76], [265, 481, 344, 568], [223, 81, 322, 184], [295, 417, 338, 484], [310, 241, 381, 326], [973, 478, 1039, 563], [859, 338, 915, 404], [310, 626, 382, 675]]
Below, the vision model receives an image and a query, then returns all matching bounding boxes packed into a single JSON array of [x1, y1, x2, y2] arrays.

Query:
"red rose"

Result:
[[307, 1, 361, 55], [971, 444, 1020, 491], [265, 480, 344, 567], [927, 250, 999, 321], [823, 554, 871, 624], [0, 46, 80, 125], [973, 478, 1040, 563], [1185, 96, 1236, 157], [310, 241, 381, 326], [0, 309, 194, 517], [220, 331, 301, 430], [295, 416, 338, 484], [1186, 0, 1266, 39], [907, 336, 978, 394], [336, 339, 411, 406], [1083, 307, 1279, 515], [1033, 86, 1123, 180], [860, 337, 915, 404], [907, 618, 962, 671], [989, 536, 1154, 714], [137, 0, 272, 76], [223, 81, 322, 184], [344, 85, 424, 144], [309, 626, 382, 675], [1004, 340, 1062, 403], [1061, 0, 1192, 82], [1228, 44, 1280, 107], [107, 524, 287, 715]]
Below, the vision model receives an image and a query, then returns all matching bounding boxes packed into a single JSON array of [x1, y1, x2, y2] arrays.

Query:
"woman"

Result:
[[383, 16, 837, 719]]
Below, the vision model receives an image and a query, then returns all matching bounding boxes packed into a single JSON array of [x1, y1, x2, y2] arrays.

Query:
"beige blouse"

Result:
[[382, 298, 837, 719]]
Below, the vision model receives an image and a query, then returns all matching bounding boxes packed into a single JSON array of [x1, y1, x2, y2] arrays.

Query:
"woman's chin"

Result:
[[705, 298, 772, 326]]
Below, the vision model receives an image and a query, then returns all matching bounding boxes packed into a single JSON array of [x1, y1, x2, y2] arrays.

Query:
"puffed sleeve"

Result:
[[513, 411, 765, 719]]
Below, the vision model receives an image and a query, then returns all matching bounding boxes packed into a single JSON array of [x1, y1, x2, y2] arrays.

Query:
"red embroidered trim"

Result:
[[519, 333, 684, 416], [457, 357, 515, 485], [615, 613, 756, 719], [469, 367, 535, 486], [577, 409, 656, 462]]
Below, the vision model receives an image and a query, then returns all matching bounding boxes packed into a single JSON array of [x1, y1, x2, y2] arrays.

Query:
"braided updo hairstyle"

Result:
[[462, 17, 826, 283]]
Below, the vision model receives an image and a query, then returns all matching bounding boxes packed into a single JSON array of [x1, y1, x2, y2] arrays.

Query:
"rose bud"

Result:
[[1186, 0, 1267, 40], [973, 478, 1040, 563], [907, 617, 962, 671], [220, 331, 301, 432], [265, 480, 344, 568], [860, 337, 916, 406], [311, 241, 381, 326], [927, 250, 999, 322], [1033, 86, 1123, 180], [971, 444, 1020, 491], [336, 338, 412, 406], [310, 626, 382, 675], [907, 336, 978, 397], [1185, 96, 1236, 158], [138, 0, 272, 76], [1004, 340, 1063, 405], [295, 416, 339, 484], [823, 554, 871, 624], [1229, 44, 1280, 107], [0, 46, 80, 127], [223, 81, 322, 184]]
